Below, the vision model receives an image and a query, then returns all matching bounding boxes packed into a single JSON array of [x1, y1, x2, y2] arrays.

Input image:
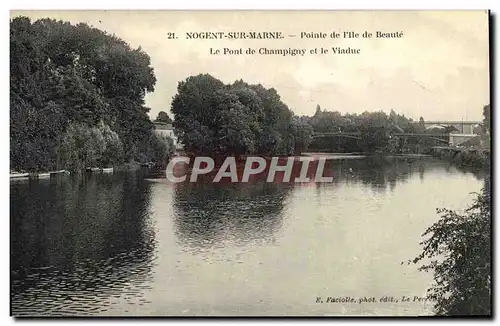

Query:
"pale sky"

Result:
[[11, 10, 490, 121]]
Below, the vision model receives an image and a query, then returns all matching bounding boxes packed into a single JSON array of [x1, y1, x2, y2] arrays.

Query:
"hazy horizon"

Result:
[[10, 10, 490, 122]]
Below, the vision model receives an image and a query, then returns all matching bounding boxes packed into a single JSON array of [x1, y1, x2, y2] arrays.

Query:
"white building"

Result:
[[424, 120, 482, 146], [153, 121, 183, 149]]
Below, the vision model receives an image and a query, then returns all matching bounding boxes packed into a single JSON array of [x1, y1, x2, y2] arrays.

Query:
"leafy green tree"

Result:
[[171, 74, 226, 154], [307, 106, 435, 153], [418, 117, 426, 131], [290, 116, 314, 154], [10, 16, 156, 171], [314, 104, 322, 117], [156, 111, 172, 123], [310, 110, 344, 133], [216, 93, 257, 155], [389, 109, 398, 124], [145, 133, 174, 166], [356, 111, 391, 153], [230, 81, 264, 145], [59, 123, 94, 172], [483, 104, 490, 135], [10, 96, 58, 172], [410, 184, 491, 315], [97, 121, 124, 167], [243, 82, 293, 155], [171, 74, 294, 156], [58, 121, 123, 172]]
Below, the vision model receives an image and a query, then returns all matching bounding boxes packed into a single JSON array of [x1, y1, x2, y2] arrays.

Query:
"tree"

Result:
[[171, 74, 294, 156], [58, 121, 124, 172], [246, 83, 293, 155], [171, 74, 226, 155], [482, 104, 490, 135], [97, 121, 124, 167], [215, 92, 257, 155], [356, 111, 391, 153], [290, 116, 314, 154], [10, 16, 156, 171], [314, 104, 322, 117], [410, 183, 491, 316], [156, 111, 172, 123], [389, 109, 398, 124], [307, 106, 433, 153], [145, 133, 174, 167], [418, 117, 426, 130]]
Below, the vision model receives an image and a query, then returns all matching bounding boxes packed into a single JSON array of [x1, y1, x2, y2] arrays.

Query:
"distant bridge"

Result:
[[312, 132, 361, 140], [312, 132, 451, 144]]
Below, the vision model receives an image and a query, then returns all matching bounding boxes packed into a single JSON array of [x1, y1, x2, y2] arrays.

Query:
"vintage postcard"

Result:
[[10, 10, 491, 317]]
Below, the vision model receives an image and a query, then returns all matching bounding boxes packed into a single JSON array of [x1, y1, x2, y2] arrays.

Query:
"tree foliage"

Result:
[[10, 16, 157, 171], [410, 179, 491, 316], [170, 75, 448, 156], [308, 107, 428, 153], [142, 133, 174, 167], [59, 121, 124, 172], [419, 116, 426, 130], [482, 104, 490, 135], [290, 116, 314, 154], [171, 74, 296, 156], [156, 111, 172, 123]]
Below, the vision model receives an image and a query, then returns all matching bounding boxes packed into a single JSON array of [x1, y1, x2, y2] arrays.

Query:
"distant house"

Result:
[[424, 121, 481, 146], [152, 121, 183, 150], [423, 121, 481, 135]]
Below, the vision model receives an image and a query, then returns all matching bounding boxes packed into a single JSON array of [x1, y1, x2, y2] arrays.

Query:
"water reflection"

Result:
[[326, 156, 486, 192], [167, 156, 484, 250], [326, 157, 414, 192], [11, 172, 156, 316], [165, 156, 449, 192], [10, 156, 487, 316], [172, 181, 293, 250]]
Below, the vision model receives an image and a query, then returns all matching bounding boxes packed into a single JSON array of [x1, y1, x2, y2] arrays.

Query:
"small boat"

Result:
[[50, 170, 70, 175], [10, 173, 29, 179], [101, 167, 113, 173]]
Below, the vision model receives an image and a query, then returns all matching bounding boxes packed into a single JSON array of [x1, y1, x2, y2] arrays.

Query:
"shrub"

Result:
[[410, 183, 491, 315]]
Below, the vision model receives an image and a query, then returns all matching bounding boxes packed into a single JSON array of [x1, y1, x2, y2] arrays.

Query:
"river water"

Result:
[[10, 156, 486, 316]]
